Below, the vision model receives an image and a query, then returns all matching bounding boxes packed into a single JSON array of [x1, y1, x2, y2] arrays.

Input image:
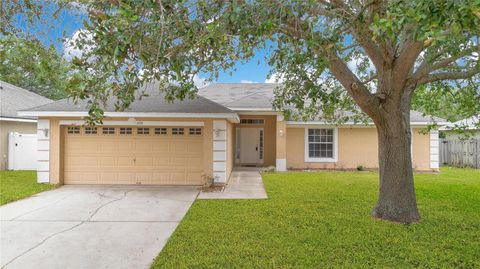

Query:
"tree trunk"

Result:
[[371, 107, 421, 224]]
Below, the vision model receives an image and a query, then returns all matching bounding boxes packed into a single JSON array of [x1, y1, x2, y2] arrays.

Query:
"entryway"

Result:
[[237, 128, 264, 166]]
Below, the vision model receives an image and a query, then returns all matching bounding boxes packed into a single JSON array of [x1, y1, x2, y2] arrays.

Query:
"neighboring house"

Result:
[[440, 116, 480, 139], [19, 83, 444, 185], [0, 81, 52, 170]]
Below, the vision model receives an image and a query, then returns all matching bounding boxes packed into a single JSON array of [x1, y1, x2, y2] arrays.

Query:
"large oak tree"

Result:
[[44, 1, 480, 223]]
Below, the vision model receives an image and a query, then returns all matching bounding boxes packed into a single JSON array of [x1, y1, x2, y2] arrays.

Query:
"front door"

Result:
[[239, 128, 262, 164]]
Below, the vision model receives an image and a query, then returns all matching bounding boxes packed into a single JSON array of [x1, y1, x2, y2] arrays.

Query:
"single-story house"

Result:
[[19, 83, 444, 185], [0, 80, 52, 170], [440, 116, 480, 139]]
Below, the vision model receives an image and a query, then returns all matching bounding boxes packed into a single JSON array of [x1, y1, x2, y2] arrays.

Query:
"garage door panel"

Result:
[[152, 142, 169, 152], [118, 156, 134, 166], [170, 173, 186, 183], [170, 156, 186, 166], [135, 141, 153, 153], [153, 156, 170, 166], [186, 157, 203, 169], [100, 141, 117, 152], [99, 156, 116, 166], [170, 142, 187, 153], [187, 143, 203, 154], [117, 172, 136, 183], [135, 157, 153, 166], [64, 126, 204, 185], [99, 172, 117, 183], [118, 141, 134, 152], [186, 173, 203, 184], [64, 156, 99, 168], [67, 140, 97, 152]]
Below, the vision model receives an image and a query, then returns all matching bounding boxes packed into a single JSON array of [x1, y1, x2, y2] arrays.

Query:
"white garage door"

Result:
[[63, 126, 204, 185]]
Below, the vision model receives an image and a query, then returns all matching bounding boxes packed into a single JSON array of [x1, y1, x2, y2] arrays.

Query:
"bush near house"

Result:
[[153, 167, 480, 268], [0, 170, 56, 205]]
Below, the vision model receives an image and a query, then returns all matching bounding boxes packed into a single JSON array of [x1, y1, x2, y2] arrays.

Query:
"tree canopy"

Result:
[[0, 35, 71, 100], [62, 0, 479, 124]]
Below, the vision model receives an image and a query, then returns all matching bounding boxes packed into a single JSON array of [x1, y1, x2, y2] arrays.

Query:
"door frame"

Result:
[[235, 127, 264, 165]]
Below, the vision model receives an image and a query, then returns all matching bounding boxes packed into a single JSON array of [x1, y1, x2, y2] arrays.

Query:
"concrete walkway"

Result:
[[0, 186, 198, 269], [198, 167, 268, 199]]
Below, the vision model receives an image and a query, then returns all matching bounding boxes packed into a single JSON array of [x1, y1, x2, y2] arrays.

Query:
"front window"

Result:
[[305, 128, 336, 162]]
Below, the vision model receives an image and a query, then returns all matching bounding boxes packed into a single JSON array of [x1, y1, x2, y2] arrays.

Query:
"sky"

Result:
[[22, 5, 275, 85]]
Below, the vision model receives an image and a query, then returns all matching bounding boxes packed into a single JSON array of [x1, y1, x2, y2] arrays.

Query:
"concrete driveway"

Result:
[[0, 185, 198, 269]]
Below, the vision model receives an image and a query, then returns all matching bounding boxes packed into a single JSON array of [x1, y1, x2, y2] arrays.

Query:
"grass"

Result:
[[0, 170, 56, 205], [153, 167, 480, 268]]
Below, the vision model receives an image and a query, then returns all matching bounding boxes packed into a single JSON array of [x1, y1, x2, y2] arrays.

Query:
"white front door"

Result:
[[239, 128, 262, 164]]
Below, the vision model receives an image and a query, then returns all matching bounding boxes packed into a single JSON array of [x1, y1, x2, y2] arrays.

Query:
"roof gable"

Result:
[[21, 82, 234, 115], [0, 80, 52, 119]]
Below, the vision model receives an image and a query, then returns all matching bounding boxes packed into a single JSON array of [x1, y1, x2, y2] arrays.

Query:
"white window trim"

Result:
[[304, 127, 338, 163]]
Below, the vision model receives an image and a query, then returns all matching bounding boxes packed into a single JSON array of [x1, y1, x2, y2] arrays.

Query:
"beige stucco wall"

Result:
[[233, 115, 277, 166], [286, 127, 432, 171], [0, 120, 37, 170], [44, 117, 215, 185], [412, 128, 430, 171]]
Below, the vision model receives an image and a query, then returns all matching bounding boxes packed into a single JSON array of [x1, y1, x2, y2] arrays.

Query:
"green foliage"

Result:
[[0, 35, 72, 100], [412, 83, 480, 122], [64, 0, 479, 124], [0, 170, 56, 205], [153, 168, 480, 268]]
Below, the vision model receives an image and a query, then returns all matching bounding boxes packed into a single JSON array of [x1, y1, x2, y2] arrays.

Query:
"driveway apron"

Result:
[[0, 185, 198, 269]]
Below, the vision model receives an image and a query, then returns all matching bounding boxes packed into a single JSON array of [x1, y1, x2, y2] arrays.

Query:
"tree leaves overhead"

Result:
[[0, 35, 71, 100], [64, 0, 479, 123]]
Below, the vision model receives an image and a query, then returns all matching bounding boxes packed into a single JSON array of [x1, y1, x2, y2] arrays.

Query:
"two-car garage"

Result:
[[19, 85, 236, 185], [63, 125, 205, 185]]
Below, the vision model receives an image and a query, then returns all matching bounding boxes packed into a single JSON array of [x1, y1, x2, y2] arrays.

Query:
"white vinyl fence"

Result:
[[440, 139, 479, 168], [7, 132, 38, 170]]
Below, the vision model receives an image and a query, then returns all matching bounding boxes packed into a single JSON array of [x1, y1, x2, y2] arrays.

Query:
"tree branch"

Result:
[[393, 38, 424, 80], [412, 46, 479, 83], [327, 51, 380, 118], [418, 68, 479, 84]]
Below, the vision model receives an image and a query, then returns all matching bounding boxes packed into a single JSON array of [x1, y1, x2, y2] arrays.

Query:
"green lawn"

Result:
[[0, 170, 56, 205], [153, 167, 480, 268]]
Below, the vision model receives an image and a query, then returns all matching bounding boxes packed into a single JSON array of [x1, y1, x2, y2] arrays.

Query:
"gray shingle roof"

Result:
[[199, 83, 277, 106], [0, 80, 52, 119], [200, 83, 446, 123], [23, 82, 234, 114]]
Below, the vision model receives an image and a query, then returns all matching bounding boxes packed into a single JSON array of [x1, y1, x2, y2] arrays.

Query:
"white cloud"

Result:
[[63, 29, 95, 61], [265, 72, 285, 83], [192, 74, 209, 88], [240, 80, 256, 83]]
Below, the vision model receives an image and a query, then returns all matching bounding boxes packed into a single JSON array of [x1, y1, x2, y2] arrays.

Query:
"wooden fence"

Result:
[[440, 139, 480, 168]]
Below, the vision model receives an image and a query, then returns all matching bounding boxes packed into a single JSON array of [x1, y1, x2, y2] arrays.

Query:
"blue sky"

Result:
[[24, 7, 273, 84]]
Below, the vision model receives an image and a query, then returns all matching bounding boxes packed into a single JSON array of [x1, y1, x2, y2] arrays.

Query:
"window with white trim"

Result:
[[240, 118, 264, 125], [67, 126, 80, 134], [155, 128, 167, 135], [189, 128, 202, 135], [120, 127, 132, 135], [306, 128, 336, 161], [85, 127, 97, 134], [102, 127, 115, 135], [172, 128, 184, 135], [137, 127, 150, 135]]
